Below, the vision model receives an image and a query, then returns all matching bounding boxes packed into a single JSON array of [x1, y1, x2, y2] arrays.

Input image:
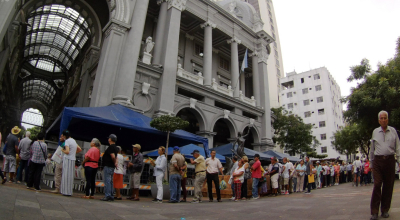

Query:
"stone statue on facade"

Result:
[[142, 36, 155, 64], [229, 1, 236, 13], [144, 36, 155, 53]]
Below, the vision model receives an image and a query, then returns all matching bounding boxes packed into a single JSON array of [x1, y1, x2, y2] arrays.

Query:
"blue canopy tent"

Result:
[[212, 143, 274, 161], [264, 150, 301, 162], [143, 144, 226, 163], [46, 104, 210, 156]]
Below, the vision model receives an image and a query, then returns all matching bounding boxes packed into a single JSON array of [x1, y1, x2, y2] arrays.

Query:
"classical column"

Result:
[[250, 51, 261, 107], [183, 33, 194, 70], [112, 0, 150, 107], [200, 20, 216, 86], [258, 46, 274, 148], [152, 0, 168, 65], [0, 0, 18, 48], [227, 37, 241, 97], [155, 0, 187, 115], [196, 131, 216, 152]]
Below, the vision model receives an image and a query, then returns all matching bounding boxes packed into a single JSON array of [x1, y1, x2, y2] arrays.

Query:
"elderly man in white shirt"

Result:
[[151, 146, 167, 203], [369, 111, 400, 220]]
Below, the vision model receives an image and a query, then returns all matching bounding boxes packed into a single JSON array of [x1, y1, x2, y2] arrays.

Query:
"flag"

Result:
[[240, 48, 248, 72]]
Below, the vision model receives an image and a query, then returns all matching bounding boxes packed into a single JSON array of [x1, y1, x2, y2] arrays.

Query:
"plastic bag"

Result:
[[51, 146, 63, 164], [220, 180, 227, 190]]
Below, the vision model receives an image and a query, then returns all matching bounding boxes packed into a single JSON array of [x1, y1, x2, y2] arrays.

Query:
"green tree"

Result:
[[150, 115, 189, 180], [307, 150, 328, 159], [26, 126, 41, 140], [271, 107, 321, 156], [331, 124, 370, 159], [342, 37, 400, 157]]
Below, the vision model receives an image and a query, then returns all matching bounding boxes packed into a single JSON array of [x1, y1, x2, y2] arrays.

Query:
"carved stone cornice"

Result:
[[200, 20, 217, 29], [167, 0, 187, 11], [185, 33, 194, 40], [103, 20, 130, 38], [227, 36, 242, 45], [157, 0, 168, 5], [258, 50, 269, 64], [212, 48, 219, 54], [249, 51, 259, 58]]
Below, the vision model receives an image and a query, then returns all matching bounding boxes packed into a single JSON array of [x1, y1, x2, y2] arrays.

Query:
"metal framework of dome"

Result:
[[21, 4, 91, 106], [24, 4, 91, 74], [23, 79, 56, 105]]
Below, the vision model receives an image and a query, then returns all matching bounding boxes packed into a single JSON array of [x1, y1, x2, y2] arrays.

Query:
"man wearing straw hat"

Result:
[[4, 126, 21, 183]]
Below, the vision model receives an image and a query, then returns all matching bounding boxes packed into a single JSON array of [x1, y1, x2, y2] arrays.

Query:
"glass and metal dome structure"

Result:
[[21, 4, 91, 106]]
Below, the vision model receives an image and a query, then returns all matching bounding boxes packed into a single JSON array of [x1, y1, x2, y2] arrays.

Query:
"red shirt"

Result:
[[364, 162, 370, 174], [84, 147, 100, 168], [251, 160, 262, 178]]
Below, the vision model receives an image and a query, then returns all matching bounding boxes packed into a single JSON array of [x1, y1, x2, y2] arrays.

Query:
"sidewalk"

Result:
[[1, 180, 400, 220]]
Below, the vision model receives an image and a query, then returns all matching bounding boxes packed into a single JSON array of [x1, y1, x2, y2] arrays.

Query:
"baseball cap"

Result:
[[316, 161, 320, 163], [132, 144, 141, 150], [173, 146, 180, 151], [191, 150, 200, 155], [254, 154, 260, 158], [108, 134, 117, 142]]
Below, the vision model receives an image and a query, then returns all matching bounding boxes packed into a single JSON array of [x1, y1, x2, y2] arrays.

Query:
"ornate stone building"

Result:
[[0, 0, 275, 151]]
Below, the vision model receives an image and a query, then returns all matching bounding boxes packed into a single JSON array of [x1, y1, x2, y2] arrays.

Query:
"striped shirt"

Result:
[[31, 141, 47, 164]]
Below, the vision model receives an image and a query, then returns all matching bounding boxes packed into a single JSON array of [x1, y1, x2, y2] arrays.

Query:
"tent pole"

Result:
[[165, 131, 170, 182]]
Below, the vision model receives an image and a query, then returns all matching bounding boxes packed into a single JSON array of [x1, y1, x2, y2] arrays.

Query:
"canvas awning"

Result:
[[264, 150, 301, 162], [46, 104, 210, 155], [212, 143, 274, 161]]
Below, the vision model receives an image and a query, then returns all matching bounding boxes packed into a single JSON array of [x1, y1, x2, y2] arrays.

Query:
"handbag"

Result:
[[38, 142, 47, 163], [2, 143, 7, 154], [308, 174, 315, 183]]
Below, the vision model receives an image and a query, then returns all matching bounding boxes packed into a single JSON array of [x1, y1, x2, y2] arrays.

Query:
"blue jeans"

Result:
[[231, 180, 235, 197], [103, 166, 114, 198], [252, 178, 259, 198], [17, 159, 29, 182], [169, 174, 182, 202]]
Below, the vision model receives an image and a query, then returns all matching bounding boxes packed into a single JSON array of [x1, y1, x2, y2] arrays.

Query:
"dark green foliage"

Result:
[[335, 37, 400, 158], [272, 107, 321, 156]]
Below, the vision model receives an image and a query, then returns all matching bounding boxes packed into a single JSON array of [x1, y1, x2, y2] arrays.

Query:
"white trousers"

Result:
[[156, 174, 164, 200]]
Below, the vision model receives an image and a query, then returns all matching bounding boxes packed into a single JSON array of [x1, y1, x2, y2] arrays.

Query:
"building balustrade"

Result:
[[177, 65, 257, 106], [211, 78, 233, 97], [177, 64, 204, 85], [239, 91, 256, 106]]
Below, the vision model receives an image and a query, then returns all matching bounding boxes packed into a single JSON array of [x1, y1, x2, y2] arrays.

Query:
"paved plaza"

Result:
[[1, 181, 400, 220]]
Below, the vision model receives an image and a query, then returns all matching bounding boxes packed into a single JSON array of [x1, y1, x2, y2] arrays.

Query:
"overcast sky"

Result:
[[273, 0, 400, 108]]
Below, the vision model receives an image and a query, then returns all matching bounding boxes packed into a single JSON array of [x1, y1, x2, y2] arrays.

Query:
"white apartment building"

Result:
[[280, 67, 345, 159]]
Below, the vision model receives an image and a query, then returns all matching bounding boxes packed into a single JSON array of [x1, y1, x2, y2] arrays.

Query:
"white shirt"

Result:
[[353, 160, 362, 173], [286, 162, 294, 175], [205, 157, 223, 174], [322, 166, 328, 175], [153, 154, 167, 177], [64, 138, 78, 161], [233, 166, 245, 183], [282, 163, 290, 178], [114, 154, 124, 174]]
